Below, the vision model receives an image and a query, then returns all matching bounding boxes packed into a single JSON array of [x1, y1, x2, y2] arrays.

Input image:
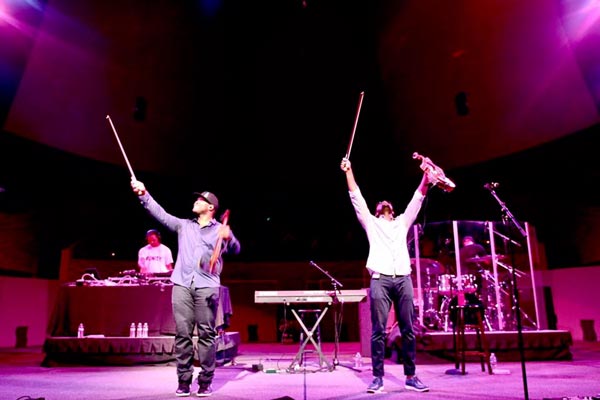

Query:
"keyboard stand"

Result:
[[287, 306, 333, 372]]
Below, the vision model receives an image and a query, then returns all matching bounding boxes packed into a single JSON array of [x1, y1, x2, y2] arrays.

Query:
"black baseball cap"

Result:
[[194, 191, 219, 210]]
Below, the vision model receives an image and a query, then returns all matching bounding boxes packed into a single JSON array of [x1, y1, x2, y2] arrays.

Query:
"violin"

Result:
[[209, 210, 230, 274], [413, 152, 456, 192]]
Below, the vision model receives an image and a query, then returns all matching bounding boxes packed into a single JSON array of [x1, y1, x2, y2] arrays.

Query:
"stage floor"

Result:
[[1, 339, 599, 400]]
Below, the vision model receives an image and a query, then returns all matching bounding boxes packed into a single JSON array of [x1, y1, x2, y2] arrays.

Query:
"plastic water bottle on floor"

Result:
[[136, 322, 142, 338], [77, 323, 85, 338], [142, 322, 148, 338], [353, 352, 363, 368], [490, 352, 510, 374], [129, 323, 136, 338]]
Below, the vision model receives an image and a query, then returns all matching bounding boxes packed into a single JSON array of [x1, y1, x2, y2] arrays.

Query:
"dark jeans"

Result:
[[370, 274, 416, 377], [172, 284, 220, 385]]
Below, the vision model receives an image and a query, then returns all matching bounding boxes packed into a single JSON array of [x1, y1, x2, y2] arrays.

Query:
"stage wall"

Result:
[[542, 265, 600, 341], [1, 264, 599, 348], [0, 277, 59, 347]]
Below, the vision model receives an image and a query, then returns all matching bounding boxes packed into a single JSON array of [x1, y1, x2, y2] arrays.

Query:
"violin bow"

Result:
[[345, 91, 365, 159], [208, 209, 230, 274], [106, 115, 137, 180]]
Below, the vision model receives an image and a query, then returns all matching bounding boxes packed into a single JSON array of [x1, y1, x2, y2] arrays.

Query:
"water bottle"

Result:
[[142, 322, 148, 338], [136, 322, 143, 338], [489, 352, 510, 374], [489, 353, 497, 371], [129, 323, 136, 338], [77, 323, 85, 338], [353, 352, 363, 368]]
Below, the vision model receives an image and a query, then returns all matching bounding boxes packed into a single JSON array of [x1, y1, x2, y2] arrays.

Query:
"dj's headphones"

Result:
[[146, 229, 161, 240]]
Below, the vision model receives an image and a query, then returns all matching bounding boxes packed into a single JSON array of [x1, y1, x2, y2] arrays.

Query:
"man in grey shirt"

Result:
[[131, 179, 240, 397]]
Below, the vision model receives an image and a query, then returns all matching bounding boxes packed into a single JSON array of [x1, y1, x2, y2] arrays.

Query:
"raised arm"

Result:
[[130, 179, 183, 232], [340, 157, 358, 191], [417, 171, 430, 196]]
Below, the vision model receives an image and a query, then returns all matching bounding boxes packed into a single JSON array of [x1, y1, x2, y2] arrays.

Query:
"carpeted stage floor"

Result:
[[1, 339, 600, 400]]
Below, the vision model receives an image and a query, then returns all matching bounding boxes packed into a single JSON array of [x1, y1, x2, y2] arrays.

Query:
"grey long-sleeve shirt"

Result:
[[138, 192, 241, 288]]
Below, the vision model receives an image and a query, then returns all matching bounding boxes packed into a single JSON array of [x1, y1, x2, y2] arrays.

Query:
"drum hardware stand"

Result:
[[422, 268, 442, 330], [443, 296, 452, 332], [440, 287, 455, 332], [480, 270, 507, 332], [485, 183, 529, 400], [504, 277, 537, 329], [486, 264, 536, 330], [483, 311, 494, 331], [422, 288, 442, 330], [496, 260, 536, 327], [510, 301, 537, 329]]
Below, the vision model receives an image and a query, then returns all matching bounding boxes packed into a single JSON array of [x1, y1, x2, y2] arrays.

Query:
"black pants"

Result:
[[370, 275, 416, 377], [172, 284, 219, 385]]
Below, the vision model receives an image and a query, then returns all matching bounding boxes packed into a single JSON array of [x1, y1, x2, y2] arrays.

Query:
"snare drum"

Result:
[[438, 274, 456, 296]]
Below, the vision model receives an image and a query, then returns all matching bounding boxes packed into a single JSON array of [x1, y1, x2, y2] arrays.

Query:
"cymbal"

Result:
[[465, 254, 506, 265], [411, 258, 443, 274]]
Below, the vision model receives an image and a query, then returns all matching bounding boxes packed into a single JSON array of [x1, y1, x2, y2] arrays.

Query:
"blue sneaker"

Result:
[[367, 377, 384, 393], [405, 376, 429, 392], [175, 381, 191, 397], [197, 383, 213, 397]]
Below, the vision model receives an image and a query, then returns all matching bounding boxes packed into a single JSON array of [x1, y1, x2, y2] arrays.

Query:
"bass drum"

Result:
[[440, 293, 484, 327]]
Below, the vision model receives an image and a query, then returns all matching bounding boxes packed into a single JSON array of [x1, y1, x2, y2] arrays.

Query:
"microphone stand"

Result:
[[308, 261, 346, 369], [485, 187, 529, 400]]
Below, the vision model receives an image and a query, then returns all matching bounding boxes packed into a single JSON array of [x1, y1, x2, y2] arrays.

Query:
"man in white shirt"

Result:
[[341, 157, 430, 394], [138, 229, 174, 274]]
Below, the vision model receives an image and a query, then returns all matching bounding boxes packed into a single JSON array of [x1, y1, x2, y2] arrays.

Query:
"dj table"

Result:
[[48, 283, 232, 337]]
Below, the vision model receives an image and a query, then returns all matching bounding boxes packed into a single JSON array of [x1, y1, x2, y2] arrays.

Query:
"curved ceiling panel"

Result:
[[378, 0, 600, 170]]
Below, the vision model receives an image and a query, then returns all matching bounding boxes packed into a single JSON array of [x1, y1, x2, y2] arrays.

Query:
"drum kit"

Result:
[[412, 255, 527, 332]]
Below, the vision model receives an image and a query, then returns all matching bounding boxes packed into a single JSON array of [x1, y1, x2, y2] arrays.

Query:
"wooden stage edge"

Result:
[[42, 330, 573, 366]]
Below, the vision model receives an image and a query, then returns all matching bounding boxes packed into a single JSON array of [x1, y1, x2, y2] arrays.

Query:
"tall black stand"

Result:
[[308, 261, 347, 369], [485, 186, 529, 400]]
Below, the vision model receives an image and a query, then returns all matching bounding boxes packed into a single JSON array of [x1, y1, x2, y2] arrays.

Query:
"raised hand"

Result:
[[131, 179, 146, 196], [340, 158, 351, 172]]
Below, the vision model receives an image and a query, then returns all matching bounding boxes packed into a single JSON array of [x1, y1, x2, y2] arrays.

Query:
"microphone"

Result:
[[484, 182, 499, 190]]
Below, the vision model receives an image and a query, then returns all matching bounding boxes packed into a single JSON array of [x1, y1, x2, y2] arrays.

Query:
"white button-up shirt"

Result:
[[349, 187, 425, 277]]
